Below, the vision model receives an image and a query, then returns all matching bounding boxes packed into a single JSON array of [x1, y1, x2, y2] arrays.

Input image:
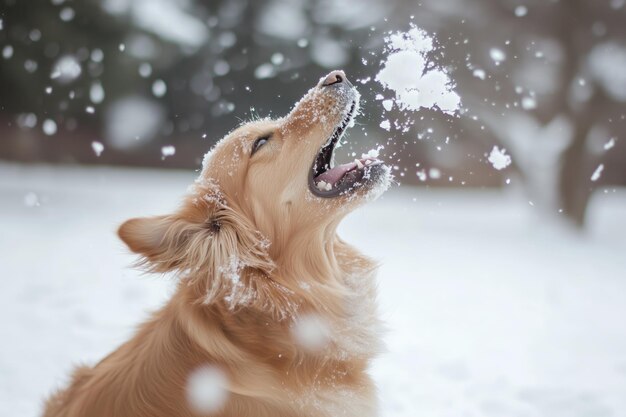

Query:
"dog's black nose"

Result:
[[320, 70, 346, 87]]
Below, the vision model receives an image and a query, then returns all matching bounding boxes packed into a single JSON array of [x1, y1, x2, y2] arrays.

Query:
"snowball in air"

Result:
[[375, 25, 461, 116]]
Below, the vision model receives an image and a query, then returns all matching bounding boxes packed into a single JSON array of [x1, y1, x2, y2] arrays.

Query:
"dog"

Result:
[[43, 70, 392, 417]]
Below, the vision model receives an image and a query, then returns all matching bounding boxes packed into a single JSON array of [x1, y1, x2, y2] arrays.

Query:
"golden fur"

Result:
[[43, 73, 390, 417]]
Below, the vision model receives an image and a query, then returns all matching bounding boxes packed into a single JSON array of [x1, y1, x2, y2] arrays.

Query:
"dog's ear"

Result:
[[118, 200, 275, 304], [118, 214, 196, 272]]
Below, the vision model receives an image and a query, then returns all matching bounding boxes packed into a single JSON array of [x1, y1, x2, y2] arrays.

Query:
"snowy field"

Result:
[[1, 162, 625, 417]]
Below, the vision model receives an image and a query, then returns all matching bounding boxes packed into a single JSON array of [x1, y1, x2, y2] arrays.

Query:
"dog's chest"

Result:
[[286, 383, 377, 417], [333, 270, 384, 359]]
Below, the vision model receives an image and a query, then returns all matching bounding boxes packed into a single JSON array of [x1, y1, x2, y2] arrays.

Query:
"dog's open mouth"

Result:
[[308, 100, 384, 198]]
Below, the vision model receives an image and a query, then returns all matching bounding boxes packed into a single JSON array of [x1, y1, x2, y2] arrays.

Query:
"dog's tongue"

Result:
[[315, 161, 357, 185]]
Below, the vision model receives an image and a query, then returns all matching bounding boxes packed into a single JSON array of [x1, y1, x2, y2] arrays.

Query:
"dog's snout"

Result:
[[320, 70, 346, 87]]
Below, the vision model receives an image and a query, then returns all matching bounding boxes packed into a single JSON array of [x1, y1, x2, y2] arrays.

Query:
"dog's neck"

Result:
[[269, 219, 343, 280]]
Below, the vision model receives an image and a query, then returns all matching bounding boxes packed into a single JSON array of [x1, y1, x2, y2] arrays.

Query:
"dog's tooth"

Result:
[[355, 159, 364, 169], [325, 182, 333, 191], [365, 159, 372, 165]]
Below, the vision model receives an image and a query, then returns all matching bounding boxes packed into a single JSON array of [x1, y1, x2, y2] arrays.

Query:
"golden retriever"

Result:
[[43, 70, 392, 417]]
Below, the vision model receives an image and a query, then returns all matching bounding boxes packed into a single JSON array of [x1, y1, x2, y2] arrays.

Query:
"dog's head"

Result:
[[119, 71, 391, 304]]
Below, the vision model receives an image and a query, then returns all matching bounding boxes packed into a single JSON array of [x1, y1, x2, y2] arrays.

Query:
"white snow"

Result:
[[23, 191, 40, 207], [214, 60, 230, 76], [103, 0, 208, 50], [514, 5, 528, 17], [521, 96, 537, 110], [51, 55, 82, 84], [292, 314, 332, 351], [375, 25, 461, 117], [310, 36, 349, 69], [91, 141, 104, 157], [361, 147, 381, 159], [42, 119, 57, 136], [1, 165, 626, 417], [161, 145, 176, 159], [604, 138, 616, 151], [90, 49, 104, 63], [483, 113, 573, 213], [490, 47, 506, 64], [138, 63, 152, 78], [151, 79, 167, 97], [591, 164, 604, 182], [105, 96, 165, 149], [59, 7, 75, 22], [16, 113, 37, 129], [219, 256, 258, 310], [428, 167, 441, 179], [218, 32, 237, 49], [89, 82, 105, 104], [2, 45, 13, 59], [24, 60, 38, 74], [379, 119, 391, 131], [270, 53, 284, 66], [312, 0, 390, 30], [255, 0, 308, 41], [254, 63, 276, 79], [25, 30, 40, 42], [316, 181, 332, 191], [472, 68, 486, 80], [186, 365, 229, 413], [488, 146, 512, 170]]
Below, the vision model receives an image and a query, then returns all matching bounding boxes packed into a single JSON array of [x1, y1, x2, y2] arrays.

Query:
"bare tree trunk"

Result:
[[559, 91, 601, 227], [556, 0, 594, 228]]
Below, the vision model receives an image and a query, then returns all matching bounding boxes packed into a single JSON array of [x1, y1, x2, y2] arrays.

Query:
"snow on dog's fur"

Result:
[[43, 71, 392, 417]]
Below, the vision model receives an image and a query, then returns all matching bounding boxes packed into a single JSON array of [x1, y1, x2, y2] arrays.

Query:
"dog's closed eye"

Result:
[[251, 135, 271, 156]]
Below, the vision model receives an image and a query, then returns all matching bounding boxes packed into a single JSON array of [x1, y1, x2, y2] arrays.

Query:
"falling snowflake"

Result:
[[488, 146, 512, 170]]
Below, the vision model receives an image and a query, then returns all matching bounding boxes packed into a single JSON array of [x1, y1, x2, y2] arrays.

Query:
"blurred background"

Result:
[[1, 1, 625, 416], [1, 0, 625, 225]]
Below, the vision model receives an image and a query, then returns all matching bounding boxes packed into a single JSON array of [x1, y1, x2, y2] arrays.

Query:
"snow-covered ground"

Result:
[[1, 162, 625, 417]]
